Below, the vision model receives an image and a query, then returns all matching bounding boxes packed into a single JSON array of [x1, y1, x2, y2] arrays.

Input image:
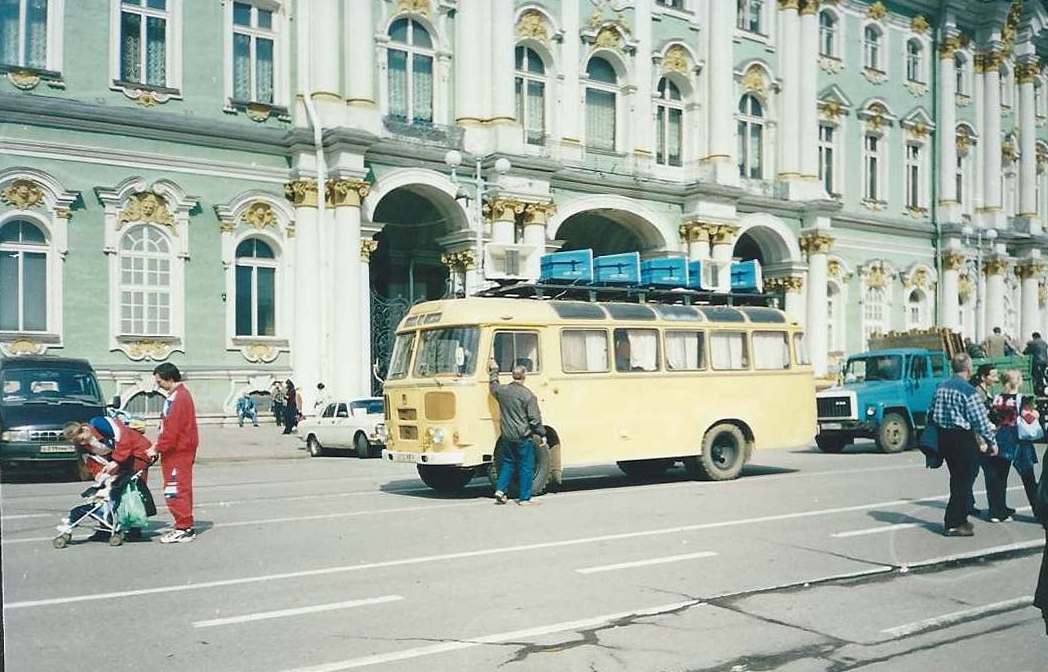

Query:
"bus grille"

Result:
[[399, 425, 418, 440], [30, 430, 63, 442], [817, 396, 853, 419]]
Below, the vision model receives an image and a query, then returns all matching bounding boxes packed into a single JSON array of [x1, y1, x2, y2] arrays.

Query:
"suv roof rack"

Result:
[[475, 281, 778, 307]]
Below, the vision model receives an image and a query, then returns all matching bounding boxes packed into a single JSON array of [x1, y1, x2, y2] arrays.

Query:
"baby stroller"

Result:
[[53, 460, 157, 548]]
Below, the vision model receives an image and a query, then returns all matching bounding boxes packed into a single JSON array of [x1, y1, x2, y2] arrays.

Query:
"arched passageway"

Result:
[[555, 208, 664, 256]]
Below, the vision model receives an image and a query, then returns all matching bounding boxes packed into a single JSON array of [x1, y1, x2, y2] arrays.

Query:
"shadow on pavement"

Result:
[[867, 509, 942, 534], [790, 440, 902, 456]]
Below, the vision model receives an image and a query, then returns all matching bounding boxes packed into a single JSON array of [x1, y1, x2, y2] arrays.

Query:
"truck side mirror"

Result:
[[110, 395, 122, 409]]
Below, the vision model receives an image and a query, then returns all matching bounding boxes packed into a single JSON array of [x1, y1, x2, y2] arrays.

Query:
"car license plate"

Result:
[[40, 444, 75, 454], [820, 423, 843, 431]]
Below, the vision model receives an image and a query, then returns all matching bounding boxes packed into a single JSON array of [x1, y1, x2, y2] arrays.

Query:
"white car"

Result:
[[299, 397, 386, 458]]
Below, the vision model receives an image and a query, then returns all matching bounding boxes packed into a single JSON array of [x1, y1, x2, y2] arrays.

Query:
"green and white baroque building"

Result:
[[2, 0, 1048, 419]]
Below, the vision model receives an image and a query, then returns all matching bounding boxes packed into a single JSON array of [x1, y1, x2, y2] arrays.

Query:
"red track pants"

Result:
[[160, 450, 196, 529]]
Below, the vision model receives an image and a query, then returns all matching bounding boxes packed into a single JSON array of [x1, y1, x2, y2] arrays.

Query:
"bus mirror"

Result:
[[110, 395, 122, 409]]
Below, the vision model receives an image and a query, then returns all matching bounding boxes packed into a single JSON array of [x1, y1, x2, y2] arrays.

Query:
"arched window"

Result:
[[387, 17, 433, 123], [515, 46, 546, 146], [819, 11, 838, 58], [736, 0, 764, 34], [954, 53, 968, 95], [863, 285, 887, 345], [118, 225, 172, 336], [235, 237, 277, 337], [655, 77, 683, 167], [0, 219, 47, 332], [906, 289, 928, 329], [863, 26, 882, 71], [906, 39, 923, 82], [125, 390, 166, 416], [737, 94, 764, 179], [585, 56, 618, 151]]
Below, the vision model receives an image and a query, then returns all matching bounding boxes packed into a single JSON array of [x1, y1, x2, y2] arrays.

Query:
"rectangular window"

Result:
[[561, 329, 609, 373], [586, 88, 616, 151], [493, 331, 540, 373], [256, 266, 275, 336], [905, 144, 921, 208], [665, 330, 706, 371], [1, 0, 47, 69], [231, 1, 276, 104], [864, 135, 880, 201], [414, 327, 480, 377], [515, 77, 545, 145], [818, 124, 835, 194], [388, 332, 415, 380], [235, 264, 252, 336], [119, 0, 168, 87], [710, 331, 749, 370], [613, 328, 659, 372], [956, 154, 965, 209], [752, 331, 791, 370]]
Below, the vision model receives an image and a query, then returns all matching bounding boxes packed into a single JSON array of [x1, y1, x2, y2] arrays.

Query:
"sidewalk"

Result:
[[194, 422, 306, 463]]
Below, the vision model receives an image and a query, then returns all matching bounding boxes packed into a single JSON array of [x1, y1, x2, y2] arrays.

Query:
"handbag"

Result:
[[1016, 395, 1045, 442], [116, 480, 148, 530]]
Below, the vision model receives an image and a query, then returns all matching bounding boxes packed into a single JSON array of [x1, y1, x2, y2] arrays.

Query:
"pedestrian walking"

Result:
[[964, 337, 986, 359], [271, 380, 286, 427], [965, 364, 999, 516], [282, 379, 302, 435], [236, 393, 259, 427], [986, 370, 1039, 522], [929, 353, 998, 537], [1024, 332, 1048, 395], [488, 358, 546, 506], [149, 363, 199, 544], [314, 382, 329, 416], [985, 327, 1008, 358]]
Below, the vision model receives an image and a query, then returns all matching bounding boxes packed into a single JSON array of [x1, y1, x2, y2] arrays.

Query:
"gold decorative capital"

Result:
[[517, 9, 549, 44], [705, 223, 739, 246], [679, 221, 710, 244], [911, 15, 929, 34], [777, 0, 799, 11], [523, 201, 556, 225], [765, 276, 804, 294], [799, 0, 819, 16], [983, 257, 1010, 277], [284, 180, 319, 208], [1, 179, 45, 210], [1016, 259, 1047, 279], [867, 1, 887, 21], [396, 0, 430, 17], [799, 232, 834, 256], [939, 36, 960, 59], [1017, 60, 1041, 85], [663, 45, 689, 74], [326, 178, 370, 208], [360, 239, 379, 262], [941, 250, 967, 271], [119, 192, 174, 227], [441, 249, 477, 271], [485, 196, 526, 222]]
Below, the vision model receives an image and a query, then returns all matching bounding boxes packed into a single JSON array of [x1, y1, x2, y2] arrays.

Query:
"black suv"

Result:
[[0, 356, 107, 478]]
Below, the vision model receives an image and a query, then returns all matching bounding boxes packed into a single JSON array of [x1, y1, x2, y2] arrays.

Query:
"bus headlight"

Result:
[[429, 427, 447, 445]]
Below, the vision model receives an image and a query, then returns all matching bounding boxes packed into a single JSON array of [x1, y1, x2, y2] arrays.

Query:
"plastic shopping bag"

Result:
[[116, 481, 148, 530]]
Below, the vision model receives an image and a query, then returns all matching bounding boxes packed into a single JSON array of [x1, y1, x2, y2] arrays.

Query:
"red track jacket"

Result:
[[155, 384, 199, 455]]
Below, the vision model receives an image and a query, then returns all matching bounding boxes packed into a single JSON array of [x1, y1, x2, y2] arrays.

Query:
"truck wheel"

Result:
[[617, 458, 675, 479], [815, 436, 848, 454], [876, 413, 911, 453], [685, 423, 748, 481], [417, 465, 474, 493], [486, 441, 551, 498]]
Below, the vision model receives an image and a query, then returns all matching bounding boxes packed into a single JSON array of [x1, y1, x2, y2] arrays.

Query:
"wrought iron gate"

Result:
[[370, 291, 413, 395]]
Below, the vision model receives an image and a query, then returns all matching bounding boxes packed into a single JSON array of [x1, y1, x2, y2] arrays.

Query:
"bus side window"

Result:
[[493, 331, 540, 373], [561, 329, 609, 373], [613, 329, 660, 372], [665, 330, 706, 370], [753, 331, 791, 370], [710, 331, 750, 370]]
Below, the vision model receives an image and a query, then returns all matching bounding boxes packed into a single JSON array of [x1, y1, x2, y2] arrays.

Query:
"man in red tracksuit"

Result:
[[150, 363, 199, 543]]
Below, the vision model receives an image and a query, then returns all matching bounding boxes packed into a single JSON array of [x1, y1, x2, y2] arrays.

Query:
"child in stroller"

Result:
[[54, 417, 156, 548]]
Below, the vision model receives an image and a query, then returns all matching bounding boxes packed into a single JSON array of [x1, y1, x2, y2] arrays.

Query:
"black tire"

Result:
[[416, 464, 475, 492], [486, 441, 551, 498], [815, 435, 848, 454], [684, 423, 748, 481], [876, 413, 911, 453], [617, 458, 675, 479], [355, 433, 373, 459], [307, 435, 325, 457]]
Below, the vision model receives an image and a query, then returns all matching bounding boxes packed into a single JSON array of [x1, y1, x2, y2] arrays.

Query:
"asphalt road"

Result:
[[2, 436, 1047, 672]]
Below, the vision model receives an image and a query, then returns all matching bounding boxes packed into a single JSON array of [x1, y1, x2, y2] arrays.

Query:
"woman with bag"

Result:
[[987, 370, 1040, 521], [282, 379, 303, 435]]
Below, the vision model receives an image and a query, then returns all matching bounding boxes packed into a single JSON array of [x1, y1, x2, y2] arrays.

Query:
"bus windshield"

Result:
[[388, 333, 415, 380], [414, 327, 480, 377], [1, 368, 103, 406], [844, 355, 902, 383]]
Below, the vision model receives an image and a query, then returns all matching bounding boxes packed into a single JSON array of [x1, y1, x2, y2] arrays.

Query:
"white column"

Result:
[[801, 230, 831, 377], [982, 50, 1003, 214], [939, 250, 965, 331], [784, 279, 806, 325], [360, 239, 377, 396], [937, 37, 959, 214], [705, 0, 737, 183], [798, 2, 820, 183], [345, 0, 377, 131], [1018, 58, 1040, 223], [681, 223, 710, 262], [287, 181, 322, 410], [454, 0, 484, 125], [522, 203, 551, 281], [310, 0, 342, 123], [559, 0, 582, 155], [633, 0, 654, 161], [490, 198, 517, 245], [330, 179, 367, 399], [491, 0, 516, 124], [1019, 259, 1045, 342], [985, 257, 1007, 334], [777, 2, 801, 181], [973, 61, 985, 210], [708, 224, 738, 291]]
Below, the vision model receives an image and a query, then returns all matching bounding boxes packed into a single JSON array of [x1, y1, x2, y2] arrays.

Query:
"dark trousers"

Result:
[[939, 428, 981, 529], [495, 437, 535, 502], [1016, 463, 1040, 516], [1033, 362, 1046, 395], [983, 455, 1012, 518], [273, 402, 285, 426], [283, 405, 298, 434]]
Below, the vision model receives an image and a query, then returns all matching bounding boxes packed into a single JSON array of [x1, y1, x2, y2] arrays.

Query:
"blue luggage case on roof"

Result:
[[540, 249, 594, 283], [593, 252, 641, 285], [730, 259, 763, 293], [686, 260, 712, 290], [641, 257, 688, 288]]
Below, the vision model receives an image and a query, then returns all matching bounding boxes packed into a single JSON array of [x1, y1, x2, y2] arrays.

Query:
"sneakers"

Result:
[[988, 515, 1012, 523], [493, 491, 508, 505], [159, 528, 196, 544], [516, 500, 538, 507], [944, 522, 975, 537]]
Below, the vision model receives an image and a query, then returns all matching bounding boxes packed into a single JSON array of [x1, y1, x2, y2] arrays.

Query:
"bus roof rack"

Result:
[[475, 281, 778, 308]]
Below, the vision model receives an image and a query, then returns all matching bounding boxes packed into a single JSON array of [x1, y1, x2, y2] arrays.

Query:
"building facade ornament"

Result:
[[360, 239, 379, 262], [241, 342, 280, 364], [326, 178, 370, 207], [958, 276, 974, 302], [0, 339, 49, 357], [819, 100, 842, 120], [484, 196, 526, 222], [240, 202, 276, 230], [902, 267, 932, 289], [118, 192, 174, 227], [662, 45, 689, 74], [679, 222, 710, 243], [396, 0, 430, 17], [523, 201, 556, 225], [799, 231, 834, 256], [1017, 60, 1041, 85], [910, 15, 929, 34], [866, 2, 887, 21], [124, 339, 172, 362], [765, 276, 804, 294], [284, 180, 319, 208], [777, 0, 799, 10], [939, 37, 960, 59], [1016, 259, 1048, 279], [7, 69, 41, 90], [517, 9, 550, 44], [1, 179, 45, 209], [741, 66, 767, 97], [983, 257, 1010, 276], [941, 250, 968, 271], [594, 26, 623, 50], [861, 262, 892, 289], [441, 249, 477, 271], [799, 0, 820, 16], [819, 56, 844, 75]]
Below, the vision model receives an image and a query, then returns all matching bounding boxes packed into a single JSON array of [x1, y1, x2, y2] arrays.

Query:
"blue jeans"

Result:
[[495, 437, 535, 502], [239, 409, 258, 426]]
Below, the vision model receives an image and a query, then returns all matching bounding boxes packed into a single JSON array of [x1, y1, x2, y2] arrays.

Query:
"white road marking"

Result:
[[279, 599, 704, 672], [0, 513, 51, 521], [832, 523, 922, 538], [576, 551, 718, 574], [191, 595, 403, 628], [880, 596, 1034, 638], [3, 487, 1016, 610]]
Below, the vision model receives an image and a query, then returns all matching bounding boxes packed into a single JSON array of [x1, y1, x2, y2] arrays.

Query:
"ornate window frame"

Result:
[[735, 0, 771, 44], [582, 49, 630, 155], [825, 255, 852, 357], [1, 0, 65, 90], [377, 9, 451, 128], [862, 22, 886, 84], [902, 262, 936, 330], [901, 109, 934, 215], [96, 177, 196, 361], [954, 51, 972, 101], [857, 101, 895, 209], [0, 168, 76, 356], [858, 260, 896, 347], [107, 0, 184, 105], [514, 44, 550, 148], [514, 6, 563, 154], [215, 191, 294, 364], [222, 0, 290, 122], [652, 42, 699, 177], [735, 62, 776, 183]]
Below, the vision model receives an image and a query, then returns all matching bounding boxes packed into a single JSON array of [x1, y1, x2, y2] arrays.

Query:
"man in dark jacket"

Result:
[[488, 359, 545, 506], [1024, 332, 1047, 394]]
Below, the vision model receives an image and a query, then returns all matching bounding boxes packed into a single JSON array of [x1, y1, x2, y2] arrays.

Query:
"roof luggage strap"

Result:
[[476, 281, 778, 308]]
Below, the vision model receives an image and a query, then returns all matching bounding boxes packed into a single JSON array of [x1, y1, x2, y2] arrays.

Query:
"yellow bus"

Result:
[[381, 296, 816, 494]]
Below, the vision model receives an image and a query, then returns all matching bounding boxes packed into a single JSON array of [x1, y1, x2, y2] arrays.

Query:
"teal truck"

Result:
[[814, 330, 1043, 454]]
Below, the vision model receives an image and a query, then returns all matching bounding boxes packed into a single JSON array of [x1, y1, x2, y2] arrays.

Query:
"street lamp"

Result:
[[444, 150, 512, 296], [960, 225, 998, 342]]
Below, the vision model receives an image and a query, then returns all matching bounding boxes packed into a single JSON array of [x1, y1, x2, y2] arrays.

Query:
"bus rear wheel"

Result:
[[416, 465, 474, 493], [617, 458, 675, 479], [685, 423, 748, 481], [486, 441, 551, 498]]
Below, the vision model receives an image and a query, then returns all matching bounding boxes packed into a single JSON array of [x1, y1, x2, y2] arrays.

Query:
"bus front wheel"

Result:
[[486, 440, 551, 498], [685, 423, 748, 481], [417, 465, 474, 493]]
